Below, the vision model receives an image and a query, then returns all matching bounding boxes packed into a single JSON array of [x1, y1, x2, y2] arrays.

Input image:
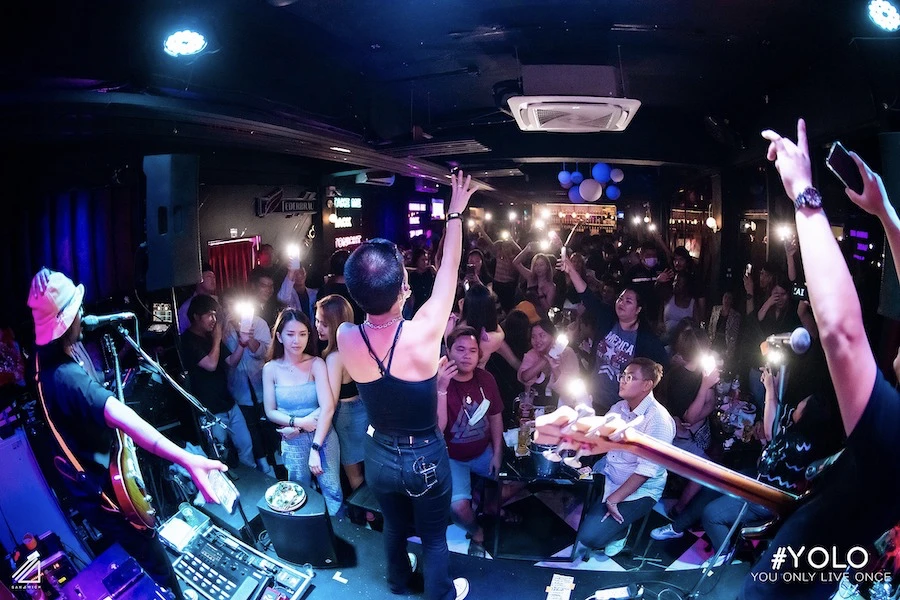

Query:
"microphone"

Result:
[[766, 327, 811, 355], [82, 312, 136, 331]]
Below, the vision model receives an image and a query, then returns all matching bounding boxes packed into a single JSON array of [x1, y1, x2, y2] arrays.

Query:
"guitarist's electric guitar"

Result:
[[104, 334, 157, 529], [534, 405, 801, 535]]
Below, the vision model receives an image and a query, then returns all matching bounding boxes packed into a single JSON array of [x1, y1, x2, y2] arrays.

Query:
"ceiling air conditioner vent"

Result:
[[507, 96, 641, 133]]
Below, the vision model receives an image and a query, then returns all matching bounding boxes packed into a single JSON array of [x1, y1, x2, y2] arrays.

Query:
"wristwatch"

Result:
[[311, 442, 321, 452], [794, 186, 823, 211]]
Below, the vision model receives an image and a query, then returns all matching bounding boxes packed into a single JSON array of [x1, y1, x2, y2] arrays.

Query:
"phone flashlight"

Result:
[[700, 353, 717, 377], [235, 300, 255, 333], [777, 225, 792, 241], [540, 239, 550, 251], [567, 377, 587, 399]]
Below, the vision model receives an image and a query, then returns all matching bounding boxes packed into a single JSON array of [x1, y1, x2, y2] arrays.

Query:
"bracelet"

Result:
[[447, 212, 462, 221], [437, 390, 448, 396], [289, 416, 295, 428]]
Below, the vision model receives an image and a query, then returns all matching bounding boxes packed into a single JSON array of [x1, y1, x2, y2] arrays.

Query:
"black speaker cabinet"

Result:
[[143, 154, 201, 291], [256, 486, 338, 567]]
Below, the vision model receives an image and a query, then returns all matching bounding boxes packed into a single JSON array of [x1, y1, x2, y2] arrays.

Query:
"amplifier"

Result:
[[161, 508, 311, 600]]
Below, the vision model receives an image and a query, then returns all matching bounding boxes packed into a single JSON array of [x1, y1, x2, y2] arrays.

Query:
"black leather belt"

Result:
[[371, 429, 440, 447]]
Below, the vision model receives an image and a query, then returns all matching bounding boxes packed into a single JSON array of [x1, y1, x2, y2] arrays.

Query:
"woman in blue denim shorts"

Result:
[[337, 170, 477, 600], [316, 293, 368, 492]]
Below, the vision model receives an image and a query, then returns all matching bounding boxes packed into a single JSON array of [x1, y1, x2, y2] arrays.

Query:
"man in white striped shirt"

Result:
[[575, 357, 676, 559]]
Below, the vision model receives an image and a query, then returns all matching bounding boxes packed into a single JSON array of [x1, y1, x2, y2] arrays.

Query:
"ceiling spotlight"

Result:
[[500, 230, 510, 240], [534, 219, 546, 230], [648, 223, 657, 232], [643, 216, 651, 223], [163, 29, 208, 57], [541, 208, 551, 219], [869, 0, 900, 31], [508, 211, 517, 221], [484, 212, 493, 221], [706, 216, 718, 230], [632, 216, 641, 225]]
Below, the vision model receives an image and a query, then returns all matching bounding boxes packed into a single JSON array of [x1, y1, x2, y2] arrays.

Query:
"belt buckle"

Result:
[[408, 435, 415, 445]]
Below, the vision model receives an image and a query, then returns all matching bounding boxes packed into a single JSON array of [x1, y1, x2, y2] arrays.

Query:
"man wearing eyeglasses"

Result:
[[574, 357, 675, 560], [437, 326, 504, 558]]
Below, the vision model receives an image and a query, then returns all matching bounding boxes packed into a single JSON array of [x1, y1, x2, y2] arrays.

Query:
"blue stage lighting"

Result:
[[163, 29, 208, 57], [869, 0, 900, 32]]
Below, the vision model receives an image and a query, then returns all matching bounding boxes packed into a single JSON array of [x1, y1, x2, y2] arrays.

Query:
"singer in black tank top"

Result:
[[337, 171, 477, 600]]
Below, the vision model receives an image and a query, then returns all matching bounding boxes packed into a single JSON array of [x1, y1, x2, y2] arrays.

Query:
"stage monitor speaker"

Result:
[[143, 154, 201, 291], [256, 486, 338, 567], [196, 465, 275, 544], [879, 133, 900, 321]]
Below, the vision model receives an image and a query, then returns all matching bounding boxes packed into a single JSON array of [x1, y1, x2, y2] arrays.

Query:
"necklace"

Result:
[[363, 316, 402, 330]]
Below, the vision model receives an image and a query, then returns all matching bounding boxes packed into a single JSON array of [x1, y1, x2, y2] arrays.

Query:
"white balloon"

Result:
[[579, 178, 603, 202], [610, 168, 624, 183]]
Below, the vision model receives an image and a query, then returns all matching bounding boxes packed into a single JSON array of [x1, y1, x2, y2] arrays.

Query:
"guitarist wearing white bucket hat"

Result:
[[28, 267, 227, 599]]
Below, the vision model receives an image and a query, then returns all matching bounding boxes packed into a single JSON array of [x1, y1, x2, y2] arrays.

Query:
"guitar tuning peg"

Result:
[[542, 448, 563, 463], [563, 444, 590, 469]]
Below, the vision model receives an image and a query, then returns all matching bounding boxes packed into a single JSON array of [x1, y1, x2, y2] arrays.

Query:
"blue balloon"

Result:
[[561, 181, 573, 189], [605, 184, 621, 201], [557, 170, 572, 185], [570, 171, 584, 185], [592, 163, 611, 183], [568, 185, 583, 203]]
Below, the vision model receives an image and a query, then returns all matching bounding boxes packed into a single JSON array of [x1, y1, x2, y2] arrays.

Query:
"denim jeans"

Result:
[[282, 428, 343, 516], [364, 432, 454, 600], [577, 495, 655, 550], [701, 495, 773, 550], [334, 397, 369, 465], [209, 404, 255, 468]]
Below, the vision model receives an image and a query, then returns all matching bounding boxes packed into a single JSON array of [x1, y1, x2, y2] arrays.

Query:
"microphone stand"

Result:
[[115, 325, 228, 461]]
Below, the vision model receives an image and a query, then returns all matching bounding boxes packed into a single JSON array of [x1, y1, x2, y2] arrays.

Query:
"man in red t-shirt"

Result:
[[438, 326, 504, 557]]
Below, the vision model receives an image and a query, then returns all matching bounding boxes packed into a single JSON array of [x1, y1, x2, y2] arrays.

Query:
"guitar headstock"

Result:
[[534, 405, 644, 459]]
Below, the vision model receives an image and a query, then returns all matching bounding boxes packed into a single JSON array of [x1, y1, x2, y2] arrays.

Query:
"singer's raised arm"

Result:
[[761, 119, 875, 436]]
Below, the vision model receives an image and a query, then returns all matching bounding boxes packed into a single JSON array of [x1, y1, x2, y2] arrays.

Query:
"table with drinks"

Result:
[[491, 391, 599, 561]]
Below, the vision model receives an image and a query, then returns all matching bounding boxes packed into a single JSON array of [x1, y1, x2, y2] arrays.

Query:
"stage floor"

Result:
[[184, 505, 752, 600], [275, 516, 752, 599]]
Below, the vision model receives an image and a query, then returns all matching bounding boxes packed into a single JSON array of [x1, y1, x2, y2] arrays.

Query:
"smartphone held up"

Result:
[[826, 142, 865, 195]]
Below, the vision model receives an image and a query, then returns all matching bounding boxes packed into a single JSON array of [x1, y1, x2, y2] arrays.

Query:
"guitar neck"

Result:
[[617, 429, 798, 514]]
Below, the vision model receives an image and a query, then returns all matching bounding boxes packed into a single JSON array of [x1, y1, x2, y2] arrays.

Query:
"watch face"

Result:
[[796, 187, 823, 209]]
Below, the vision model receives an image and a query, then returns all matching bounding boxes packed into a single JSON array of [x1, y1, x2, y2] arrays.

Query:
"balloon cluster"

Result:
[[557, 163, 625, 203]]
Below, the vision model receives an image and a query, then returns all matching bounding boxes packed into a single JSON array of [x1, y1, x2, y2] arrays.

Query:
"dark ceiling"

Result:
[[2, 0, 899, 201]]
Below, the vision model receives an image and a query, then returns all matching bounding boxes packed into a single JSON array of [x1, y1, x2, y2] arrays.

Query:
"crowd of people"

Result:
[[24, 122, 900, 599]]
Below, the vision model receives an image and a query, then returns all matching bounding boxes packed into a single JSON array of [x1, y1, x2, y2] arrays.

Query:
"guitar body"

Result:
[[109, 428, 156, 529]]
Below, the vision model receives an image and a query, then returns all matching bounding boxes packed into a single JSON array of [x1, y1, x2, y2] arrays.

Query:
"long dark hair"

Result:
[[462, 283, 498, 333], [502, 309, 531, 359], [315, 294, 353, 358], [268, 309, 317, 361]]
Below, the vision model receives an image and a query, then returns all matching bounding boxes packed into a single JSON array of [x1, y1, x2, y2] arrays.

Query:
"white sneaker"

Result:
[[453, 577, 470, 599], [604, 526, 630, 558], [650, 524, 684, 540], [407, 552, 418, 573]]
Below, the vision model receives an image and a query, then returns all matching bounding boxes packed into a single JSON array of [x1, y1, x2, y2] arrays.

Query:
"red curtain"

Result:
[[208, 237, 258, 292]]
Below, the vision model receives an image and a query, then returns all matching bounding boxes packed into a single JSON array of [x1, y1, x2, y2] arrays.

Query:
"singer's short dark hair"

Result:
[[344, 239, 405, 316], [188, 294, 219, 322]]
